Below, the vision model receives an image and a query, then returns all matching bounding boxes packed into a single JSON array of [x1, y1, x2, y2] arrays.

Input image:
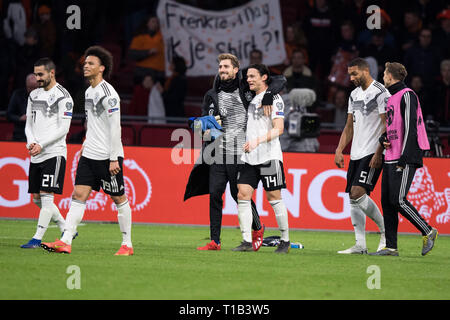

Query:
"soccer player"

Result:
[[234, 64, 290, 253], [21, 58, 72, 248], [41, 46, 133, 255], [334, 58, 388, 254], [186, 53, 286, 251], [369, 62, 437, 256]]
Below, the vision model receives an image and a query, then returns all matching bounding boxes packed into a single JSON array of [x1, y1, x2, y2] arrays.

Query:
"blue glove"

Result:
[[189, 115, 222, 131]]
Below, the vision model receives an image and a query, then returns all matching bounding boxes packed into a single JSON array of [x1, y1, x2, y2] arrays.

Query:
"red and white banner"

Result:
[[1, 141, 449, 234]]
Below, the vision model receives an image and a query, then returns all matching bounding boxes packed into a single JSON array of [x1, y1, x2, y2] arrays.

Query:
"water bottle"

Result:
[[291, 242, 304, 249]]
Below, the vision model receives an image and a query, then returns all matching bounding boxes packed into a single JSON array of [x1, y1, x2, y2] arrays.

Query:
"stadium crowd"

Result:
[[0, 0, 449, 153]]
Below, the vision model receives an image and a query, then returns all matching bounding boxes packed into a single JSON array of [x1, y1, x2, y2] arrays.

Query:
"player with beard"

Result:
[[334, 58, 388, 254], [41, 46, 133, 255], [185, 53, 286, 251], [21, 58, 72, 248]]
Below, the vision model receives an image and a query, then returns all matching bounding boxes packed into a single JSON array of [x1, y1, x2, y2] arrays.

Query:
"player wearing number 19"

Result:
[[334, 58, 389, 254], [41, 46, 133, 255], [21, 58, 73, 249]]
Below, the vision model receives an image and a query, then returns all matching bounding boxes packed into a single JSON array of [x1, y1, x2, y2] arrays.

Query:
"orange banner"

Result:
[[1, 141, 449, 234]]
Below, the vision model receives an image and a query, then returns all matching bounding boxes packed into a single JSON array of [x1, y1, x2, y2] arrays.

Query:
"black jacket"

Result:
[[386, 81, 425, 168], [184, 70, 286, 201], [7, 88, 28, 141]]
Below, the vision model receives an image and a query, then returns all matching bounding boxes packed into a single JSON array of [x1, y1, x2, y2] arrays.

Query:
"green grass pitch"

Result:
[[1, 219, 449, 300]]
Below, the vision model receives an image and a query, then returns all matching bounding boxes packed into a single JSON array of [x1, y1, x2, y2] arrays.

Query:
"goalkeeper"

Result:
[[184, 53, 286, 251]]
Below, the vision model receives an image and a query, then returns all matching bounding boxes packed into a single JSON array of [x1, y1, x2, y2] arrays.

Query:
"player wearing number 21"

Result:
[[21, 58, 73, 249], [233, 64, 291, 253], [334, 58, 389, 255]]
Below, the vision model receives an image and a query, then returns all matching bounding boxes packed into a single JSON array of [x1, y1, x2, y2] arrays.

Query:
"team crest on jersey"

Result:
[[245, 91, 253, 102], [276, 102, 283, 110], [108, 98, 118, 107], [48, 93, 56, 105], [219, 105, 227, 116], [65, 102, 73, 110]]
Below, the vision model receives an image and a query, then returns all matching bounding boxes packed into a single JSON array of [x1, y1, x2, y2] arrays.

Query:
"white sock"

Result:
[[32, 194, 55, 240], [61, 200, 86, 245], [269, 200, 289, 242], [358, 194, 385, 234], [238, 200, 252, 243], [49, 202, 65, 233], [350, 199, 366, 248], [117, 200, 132, 247]]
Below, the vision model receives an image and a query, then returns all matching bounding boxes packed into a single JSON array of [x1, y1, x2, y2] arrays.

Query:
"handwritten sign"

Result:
[[157, 0, 286, 76]]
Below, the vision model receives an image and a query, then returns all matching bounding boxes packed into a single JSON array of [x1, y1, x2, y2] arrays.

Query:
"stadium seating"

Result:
[[0, 120, 14, 141]]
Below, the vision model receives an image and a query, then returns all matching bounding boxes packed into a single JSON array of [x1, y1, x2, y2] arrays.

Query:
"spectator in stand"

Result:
[[283, 49, 315, 92], [283, 23, 309, 69], [127, 73, 166, 123], [432, 59, 450, 126], [360, 30, 398, 81], [249, 48, 263, 65], [32, 5, 56, 58], [127, 74, 152, 116], [303, 0, 337, 79], [331, 88, 348, 131], [13, 28, 41, 90], [395, 9, 423, 55], [357, 8, 395, 49], [328, 20, 359, 89], [409, 74, 433, 121], [433, 8, 450, 59], [2, 0, 27, 46], [7, 73, 38, 141], [404, 28, 442, 86], [0, 26, 14, 111], [416, 0, 446, 27], [128, 15, 165, 85], [157, 56, 187, 119]]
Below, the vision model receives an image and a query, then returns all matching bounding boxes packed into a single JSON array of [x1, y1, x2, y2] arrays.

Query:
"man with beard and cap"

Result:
[[185, 53, 286, 251]]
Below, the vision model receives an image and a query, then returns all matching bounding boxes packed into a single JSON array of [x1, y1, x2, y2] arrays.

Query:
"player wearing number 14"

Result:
[[21, 58, 73, 249], [234, 64, 290, 253]]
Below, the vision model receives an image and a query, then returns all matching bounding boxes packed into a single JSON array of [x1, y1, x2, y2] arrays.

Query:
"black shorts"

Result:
[[345, 153, 382, 195], [28, 156, 66, 194], [238, 160, 286, 191], [75, 156, 125, 196]]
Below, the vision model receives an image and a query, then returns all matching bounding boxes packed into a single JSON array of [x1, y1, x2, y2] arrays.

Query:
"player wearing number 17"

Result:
[[21, 58, 73, 249], [41, 46, 133, 255], [334, 58, 389, 254]]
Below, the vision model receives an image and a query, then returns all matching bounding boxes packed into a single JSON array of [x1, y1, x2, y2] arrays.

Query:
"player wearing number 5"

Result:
[[41, 46, 133, 255], [234, 64, 290, 253], [21, 58, 73, 249], [334, 58, 389, 254]]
